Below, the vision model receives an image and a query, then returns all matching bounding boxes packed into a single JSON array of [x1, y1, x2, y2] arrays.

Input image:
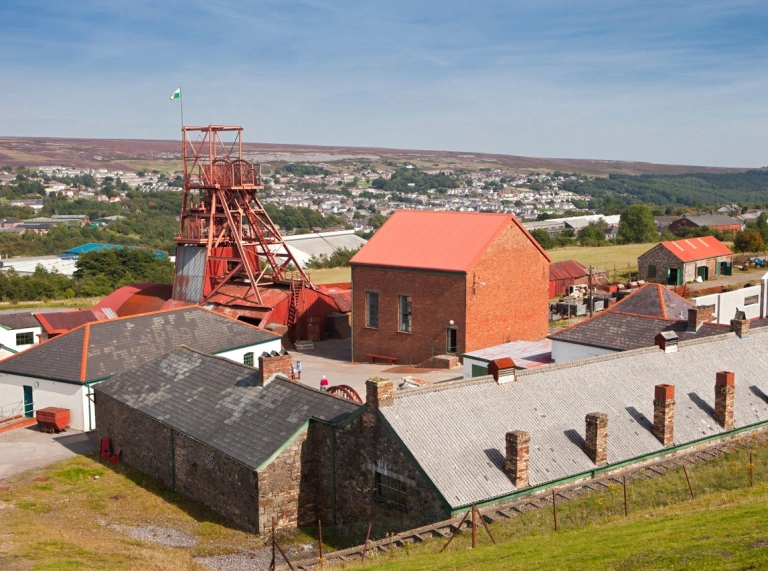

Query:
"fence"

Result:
[[273, 431, 768, 570], [0, 400, 25, 426]]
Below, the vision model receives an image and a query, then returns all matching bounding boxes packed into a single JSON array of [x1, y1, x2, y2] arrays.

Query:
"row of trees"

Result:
[[0, 248, 173, 302]]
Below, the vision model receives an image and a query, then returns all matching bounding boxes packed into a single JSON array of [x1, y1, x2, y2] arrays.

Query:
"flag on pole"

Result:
[[170, 88, 181, 100]]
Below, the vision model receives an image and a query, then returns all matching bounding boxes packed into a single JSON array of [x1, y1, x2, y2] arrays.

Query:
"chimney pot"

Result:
[[504, 431, 530, 488]]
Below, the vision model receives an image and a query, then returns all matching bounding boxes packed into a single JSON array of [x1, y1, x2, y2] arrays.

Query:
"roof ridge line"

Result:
[[80, 323, 90, 382], [658, 283, 668, 319]]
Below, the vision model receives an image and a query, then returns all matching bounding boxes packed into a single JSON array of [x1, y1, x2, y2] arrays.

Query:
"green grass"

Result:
[[547, 243, 653, 274], [347, 436, 768, 571], [308, 266, 352, 284], [0, 296, 103, 311]]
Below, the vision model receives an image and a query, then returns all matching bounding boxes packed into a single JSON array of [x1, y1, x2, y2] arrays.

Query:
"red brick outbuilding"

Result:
[[350, 211, 550, 365]]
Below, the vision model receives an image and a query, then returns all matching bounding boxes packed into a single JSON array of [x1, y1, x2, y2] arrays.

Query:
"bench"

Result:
[[367, 353, 397, 365]]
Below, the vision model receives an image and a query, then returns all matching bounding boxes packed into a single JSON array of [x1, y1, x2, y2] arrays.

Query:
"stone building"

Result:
[[669, 214, 743, 237], [637, 236, 733, 285], [349, 211, 550, 365], [94, 347, 358, 534]]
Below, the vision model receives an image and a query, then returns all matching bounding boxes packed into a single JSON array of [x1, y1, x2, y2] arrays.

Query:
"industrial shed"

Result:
[[350, 211, 550, 365], [549, 260, 589, 298], [638, 236, 734, 285], [0, 307, 281, 430], [96, 347, 358, 534]]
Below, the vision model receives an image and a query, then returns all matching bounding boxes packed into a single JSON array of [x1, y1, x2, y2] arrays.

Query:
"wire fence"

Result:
[[272, 433, 768, 570]]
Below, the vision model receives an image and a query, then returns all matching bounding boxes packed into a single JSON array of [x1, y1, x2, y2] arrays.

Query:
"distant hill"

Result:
[[0, 135, 751, 176]]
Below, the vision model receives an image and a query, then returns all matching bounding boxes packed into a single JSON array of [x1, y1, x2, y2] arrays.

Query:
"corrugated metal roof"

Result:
[[549, 260, 588, 282], [659, 236, 733, 263], [94, 282, 173, 317], [350, 211, 549, 272], [382, 329, 768, 509], [34, 308, 117, 335]]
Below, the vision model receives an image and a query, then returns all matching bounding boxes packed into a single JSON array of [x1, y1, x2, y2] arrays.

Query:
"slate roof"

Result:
[[0, 307, 279, 383], [95, 347, 359, 470], [381, 329, 768, 509], [549, 283, 723, 351], [0, 312, 41, 330], [350, 211, 549, 272], [681, 215, 742, 227]]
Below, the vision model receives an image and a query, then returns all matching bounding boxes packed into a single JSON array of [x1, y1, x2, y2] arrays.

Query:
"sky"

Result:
[[1, 1, 767, 167]]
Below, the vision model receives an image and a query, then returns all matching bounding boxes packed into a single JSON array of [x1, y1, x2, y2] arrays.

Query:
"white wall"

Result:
[[694, 278, 767, 325], [551, 339, 619, 363], [0, 326, 42, 354], [0, 373, 88, 431], [463, 357, 488, 379], [214, 338, 283, 366]]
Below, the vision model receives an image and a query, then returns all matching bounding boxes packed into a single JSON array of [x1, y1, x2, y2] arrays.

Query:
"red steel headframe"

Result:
[[175, 125, 310, 305]]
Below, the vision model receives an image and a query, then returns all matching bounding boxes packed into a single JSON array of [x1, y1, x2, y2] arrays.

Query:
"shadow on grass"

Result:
[[98, 454, 246, 534]]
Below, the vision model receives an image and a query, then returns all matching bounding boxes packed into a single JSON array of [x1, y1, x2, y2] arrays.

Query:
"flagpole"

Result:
[[179, 89, 184, 131]]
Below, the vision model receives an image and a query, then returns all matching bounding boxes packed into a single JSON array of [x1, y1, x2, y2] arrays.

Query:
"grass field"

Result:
[[547, 243, 654, 276], [3, 436, 768, 569], [307, 266, 352, 284], [0, 297, 102, 312]]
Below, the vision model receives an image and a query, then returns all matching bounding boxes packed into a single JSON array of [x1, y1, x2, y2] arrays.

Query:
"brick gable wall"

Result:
[[465, 223, 549, 351]]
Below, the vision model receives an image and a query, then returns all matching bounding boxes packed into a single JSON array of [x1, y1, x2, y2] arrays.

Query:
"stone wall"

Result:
[[638, 243, 733, 284], [173, 431, 260, 533], [95, 392, 173, 487], [95, 391, 262, 534], [258, 429, 318, 533], [311, 381, 448, 530]]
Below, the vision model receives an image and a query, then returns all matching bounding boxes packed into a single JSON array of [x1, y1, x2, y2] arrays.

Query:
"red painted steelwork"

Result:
[[325, 384, 363, 404], [173, 125, 310, 308]]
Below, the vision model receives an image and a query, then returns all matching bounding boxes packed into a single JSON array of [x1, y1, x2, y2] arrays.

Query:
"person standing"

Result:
[[296, 360, 303, 380], [320, 375, 329, 391]]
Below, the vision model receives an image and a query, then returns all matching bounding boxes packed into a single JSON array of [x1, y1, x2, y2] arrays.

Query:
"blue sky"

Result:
[[1, 1, 767, 167]]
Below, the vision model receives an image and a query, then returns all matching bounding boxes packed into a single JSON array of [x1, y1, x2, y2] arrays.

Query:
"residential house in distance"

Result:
[[95, 347, 358, 534], [0, 313, 43, 360], [549, 283, 730, 363], [0, 307, 282, 431], [350, 211, 550, 365], [669, 214, 743, 237], [637, 236, 734, 285]]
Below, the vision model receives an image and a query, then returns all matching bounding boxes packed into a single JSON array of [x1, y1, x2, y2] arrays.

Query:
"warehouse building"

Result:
[[637, 236, 733, 285]]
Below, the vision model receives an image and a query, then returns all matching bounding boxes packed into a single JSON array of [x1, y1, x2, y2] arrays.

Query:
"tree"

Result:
[[617, 204, 658, 244], [577, 223, 606, 247], [530, 229, 555, 250], [734, 230, 765, 253]]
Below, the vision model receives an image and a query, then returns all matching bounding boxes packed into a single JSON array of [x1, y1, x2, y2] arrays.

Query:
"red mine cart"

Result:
[[36, 407, 70, 433]]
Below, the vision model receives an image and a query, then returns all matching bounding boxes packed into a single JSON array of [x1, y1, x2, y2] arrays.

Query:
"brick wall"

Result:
[[464, 222, 549, 351], [351, 266, 466, 364], [351, 221, 550, 364]]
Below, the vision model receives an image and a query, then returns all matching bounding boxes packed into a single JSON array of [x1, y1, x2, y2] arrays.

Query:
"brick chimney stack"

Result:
[[687, 307, 712, 332], [714, 371, 735, 429], [365, 378, 394, 409], [504, 431, 530, 488], [585, 413, 608, 466], [652, 384, 675, 446], [730, 310, 750, 339], [257, 351, 292, 386]]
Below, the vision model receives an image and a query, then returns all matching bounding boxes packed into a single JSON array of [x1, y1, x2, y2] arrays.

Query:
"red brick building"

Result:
[[350, 211, 550, 365]]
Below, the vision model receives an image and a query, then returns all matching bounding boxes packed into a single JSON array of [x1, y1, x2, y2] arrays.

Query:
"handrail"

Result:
[[0, 400, 24, 424]]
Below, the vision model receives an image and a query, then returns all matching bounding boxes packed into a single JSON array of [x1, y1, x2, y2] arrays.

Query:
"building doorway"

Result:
[[22, 385, 33, 418], [697, 266, 709, 281], [446, 328, 458, 354], [667, 267, 681, 286], [720, 261, 732, 276]]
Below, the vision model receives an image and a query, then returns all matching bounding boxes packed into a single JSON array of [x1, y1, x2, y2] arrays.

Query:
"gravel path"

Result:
[[194, 551, 272, 571], [109, 524, 199, 548]]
